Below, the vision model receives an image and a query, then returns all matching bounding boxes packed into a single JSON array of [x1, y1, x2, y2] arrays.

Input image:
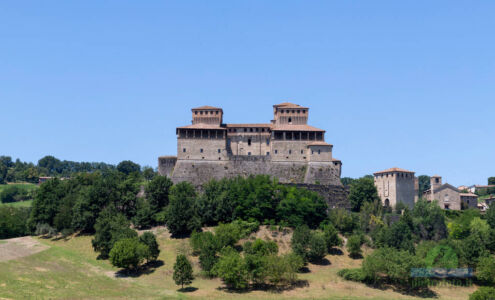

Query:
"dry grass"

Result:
[[0, 227, 478, 300]]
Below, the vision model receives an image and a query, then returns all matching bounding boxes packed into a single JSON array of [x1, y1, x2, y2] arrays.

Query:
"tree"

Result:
[[348, 177, 380, 212], [308, 232, 327, 262], [132, 198, 153, 229], [476, 256, 495, 285], [145, 175, 173, 215], [173, 254, 194, 289], [291, 225, 312, 262], [142, 166, 156, 181], [109, 238, 148, 271], [469, 287, 495, 300], [92, 207, 138, 259], [488, 177, 495, 186], [486, 205, 495, 229], [417, 175, 431, 197], [165, 182, 200, 237], [117, 160, 141, 175], [213, 248, 249, 290], [347, 234, 362, 258], [322, 223, 343, 252], [412, 200, 447, 241], [139, 232, 160, 262], [340, 177, 356, 187], [0, 206, 30, 239]]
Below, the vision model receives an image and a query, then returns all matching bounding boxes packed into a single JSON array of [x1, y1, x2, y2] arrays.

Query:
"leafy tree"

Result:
[[0, 185, 30, 203], [348, 177, 380, 212], [489, 177, 495, 186], [38, 155, 62, 174], [264, 253, 303, 286], [486, 205, 495, 229], [196, 179, 235, 226], [145, 175, 173, 215], [142, 166, 156, 181], [243, 239, 278, 256], [27, 178, 66, 230], [476, 256, 495, 285], [412, 200, 447, 241], [469, 287, 495, 300], [165, 182, 200, 237], [173, 254, 194, 289], [139, 232, 160, 262], [213, 247, 249, 290], [340, 177, 356, 187], [92, 207, 138, 259], [291, 225, 312, 262], [417, 175, 431, 197], [109, 238, 148, 271], [308, 231, 327, 262], [347, 234, 362, 258], [321, 223, 343, 252], [132, 198, 153, 229], [373, 220, 414, 253], [276, 186, 327, 228], [459, 234, 489, 267], [0, 206, 30, 239], [116, 160, 141, 175], [214, 223, 242, 249], [328, 208, 358, 235]]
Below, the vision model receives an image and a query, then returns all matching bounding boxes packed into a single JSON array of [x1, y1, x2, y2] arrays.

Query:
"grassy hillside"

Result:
[[0, 227, 477, 300]]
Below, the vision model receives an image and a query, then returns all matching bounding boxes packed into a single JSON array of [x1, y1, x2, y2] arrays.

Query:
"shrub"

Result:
[[476, 256, 495, 285], [337, 268, 366, 282], [347, 234, 362, 258], [291, 225, 311, 262], [264, 253, 303, 285], [213, 247, 249, 290], [322, 223, 343, 252], [243, 239, 278, 256], [0, 185, 29, 203], [329, 209, 358, 235], [0, 206, 30, 239], [469, 287, 495, 300], [109, 238, 148, 271], [308, 232, 327, 262], [139, 232, 160, 262], [215, 223, 242, 249], [173, 254, 194, 289], [34, 223, 57, 237]]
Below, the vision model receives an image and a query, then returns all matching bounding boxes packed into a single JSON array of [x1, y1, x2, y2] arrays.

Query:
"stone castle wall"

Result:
[[285, 183, 350, 209], [160, 155, 342, 186]]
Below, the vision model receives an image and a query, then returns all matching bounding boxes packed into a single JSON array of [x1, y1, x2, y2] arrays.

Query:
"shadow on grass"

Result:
[[178, 286, 198, 293], [115, 260, 165, 278], [349, 253, 363, 259], [217, 280, 309, 294], [364, 281, 437, 298], [328, 248, 344, 255], [310, 257, 331, 266], [299, 266, 311, 273]]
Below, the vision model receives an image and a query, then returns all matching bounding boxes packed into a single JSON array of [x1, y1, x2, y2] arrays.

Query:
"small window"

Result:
[[183, 148, 186, 153], [210, 111, 213, 114], [275, 150, 278, 154], [301, 150, 304, 154], [281, 110, 284, 113], [292, 110, 295, 113], [200, 149, 204, 153], [248, 139, 252, 146], [312, 151, 314, 154], [248, 152, 251, 156], [288, 117, 292, 123], [195, 111, 198, 115], [266, 152, 270, 155], [200, 111, 203, 115], [289, 150, 292, 154], [262, 128, 265, 132], [250, 128, 253, 132], [244, 128, 247, 132], [318, 150, 321, 154], [216, 111, 219, 115], [218, 149, 221, 153], [266, 138, 270, 145], [297, 110, 300, 113]]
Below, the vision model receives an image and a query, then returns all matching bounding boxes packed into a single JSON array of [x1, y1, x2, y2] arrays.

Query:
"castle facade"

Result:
[[158, 103, 342, 186]]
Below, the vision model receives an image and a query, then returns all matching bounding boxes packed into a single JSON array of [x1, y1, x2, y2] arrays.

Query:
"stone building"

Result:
[[460, 193, 478, 209], [159, 103, 342, 186], [423, 175, 461, 210], [373, 167, 416, 208]]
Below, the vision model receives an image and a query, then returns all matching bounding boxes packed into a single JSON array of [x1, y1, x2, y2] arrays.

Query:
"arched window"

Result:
[[385, 199, 390, 207]]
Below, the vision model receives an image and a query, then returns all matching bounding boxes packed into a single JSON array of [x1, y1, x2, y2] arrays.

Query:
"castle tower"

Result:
[[431, 175, 442, 195], [374, 167, 416, 208], [192, 106, 223, 125]]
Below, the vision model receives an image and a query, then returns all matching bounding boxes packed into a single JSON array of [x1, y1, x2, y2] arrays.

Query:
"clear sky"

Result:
[[1, 1, 494, 186]]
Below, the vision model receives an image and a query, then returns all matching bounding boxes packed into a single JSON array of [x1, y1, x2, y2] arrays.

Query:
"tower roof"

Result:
[[374, 167, 415, 175], [192, 105, 222, 111], [273, 102, 308, 109]]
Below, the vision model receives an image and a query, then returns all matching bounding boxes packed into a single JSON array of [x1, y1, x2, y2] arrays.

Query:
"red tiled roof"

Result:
[[226, 123, 272, 128], [374, 167, 415, 175], [192, 106, 222, 110], [307, 141, 333, 146], [272, 124, 324, 132], [273, 102, 308, 109], [177, 124, 226, 129]]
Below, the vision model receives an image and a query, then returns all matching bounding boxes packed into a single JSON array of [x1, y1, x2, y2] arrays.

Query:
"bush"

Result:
[[0, 206, 30, 239], [213, 247, 249, 290], [0, 185, 30, 203], [469, 287, 495, 300], [347, 234, 362, 258], [322, 223, 343, 252], [476, 256, 495, 285], [109, 238, 148, 271], [329, 209, 358, 235], [337, 268, 366, 282], [132, 198, 153, 229], [34, 223, 57, 237], [264, 253, 303, 285], [173, 254, 194, 289], [139, 232, 160, 262], [308, 232, 327, 262], [243, 239, 278, 256], [291, 225, 312, 262], [215, 223, 242, 249]]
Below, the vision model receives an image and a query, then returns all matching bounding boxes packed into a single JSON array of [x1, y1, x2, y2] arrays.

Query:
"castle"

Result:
[[158, 103, 343, 186]]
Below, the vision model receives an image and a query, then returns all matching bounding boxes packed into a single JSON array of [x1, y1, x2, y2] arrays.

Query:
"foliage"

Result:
[[132, 198, 154, 229], [0, 206, 30, 238], [264, 253, 303, 285], [307, 231, 327, 262], [0, 184, 36, 203], [458, 234, 489, 267], [348, 177, 380, 212], [165, 182, 200, 237], [34, 223, 57, 237], [109, 238, 148, 271], [340, 177, 356, 187], [412, 200, 447, 241], [476, 256, 495, 285], [347, 234, 362, 258], [424, 245, 458, 268], [372, 220, 414, 253], [145, 175, 172, 215], [92, 207, 138, 259], [173, 254, 194, 289], [213, 247, 249, 290], [337, 268, 366, 282], [321, 223, 343, 251], [215, 222, 243, 249], [116, 160, 141, 175], [243, 239, 278, 256], [469, 287, 495, 300], [291, 225, 312, 262], [328, 208, 358, 235], [139, 232, 160, 262], [486, 205, 495, 229], [417, 175, 431, 197]]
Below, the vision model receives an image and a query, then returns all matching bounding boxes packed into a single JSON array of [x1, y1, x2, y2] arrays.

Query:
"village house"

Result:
[[423, 175, 461, 210]]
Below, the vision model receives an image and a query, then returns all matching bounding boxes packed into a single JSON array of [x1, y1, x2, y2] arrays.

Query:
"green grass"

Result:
[[0, 183, 37, 207], [0, 199, 33, 208], [0, 233, 477, 300]]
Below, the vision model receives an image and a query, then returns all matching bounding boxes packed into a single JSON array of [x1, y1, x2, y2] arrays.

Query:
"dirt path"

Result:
[[0, 237, 49, 262]]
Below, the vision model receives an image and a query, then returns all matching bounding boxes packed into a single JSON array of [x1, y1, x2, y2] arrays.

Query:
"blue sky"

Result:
[[1, 1, 493, 186]]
